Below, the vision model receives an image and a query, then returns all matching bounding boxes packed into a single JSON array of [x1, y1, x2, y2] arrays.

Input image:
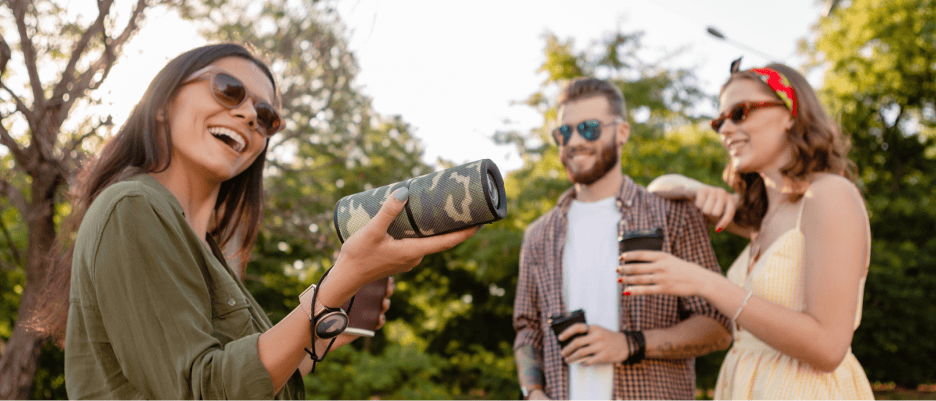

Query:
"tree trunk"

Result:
[[0, 294, 45, 399], [0, 169, 61, 399]]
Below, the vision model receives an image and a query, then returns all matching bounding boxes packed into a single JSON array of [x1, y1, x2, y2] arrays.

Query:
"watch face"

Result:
[[315, 311, 349, 339]]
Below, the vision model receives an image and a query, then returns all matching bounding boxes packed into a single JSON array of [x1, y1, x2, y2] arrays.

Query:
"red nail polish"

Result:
[[617, 277, 623, 283], [716, 227, 723, 233], [623, 291, 631, 296]]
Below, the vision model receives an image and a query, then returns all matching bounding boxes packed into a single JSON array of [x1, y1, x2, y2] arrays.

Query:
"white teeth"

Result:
[[727, 140, 746, 152], [208, 127, 246, 153]]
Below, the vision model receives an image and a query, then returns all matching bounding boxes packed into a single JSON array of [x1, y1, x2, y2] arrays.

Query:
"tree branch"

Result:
[[0, 116, 28, 168], [0, 71, 38, 132], [0, 36, 10, 77], [63, 115, 113, 168], [0, 205, 25, 271], [58, 0, 148, 126], [0, 178, 27, 215], [49, 0, 112, 106], [10, 0, 46, 114]]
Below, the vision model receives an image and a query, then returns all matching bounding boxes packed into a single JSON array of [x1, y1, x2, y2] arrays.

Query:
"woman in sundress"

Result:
[[618, 60, 874, 399]]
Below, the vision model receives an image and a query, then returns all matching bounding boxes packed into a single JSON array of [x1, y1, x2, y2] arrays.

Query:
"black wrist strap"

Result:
[[623, 330, 646, 365], [304, 267, 353, 373]]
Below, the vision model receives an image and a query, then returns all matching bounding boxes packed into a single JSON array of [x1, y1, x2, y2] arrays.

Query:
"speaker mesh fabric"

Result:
[[333, 159, 507, 242]]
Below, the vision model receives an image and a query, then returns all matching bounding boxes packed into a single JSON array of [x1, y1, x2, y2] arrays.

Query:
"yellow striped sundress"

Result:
[[714, 198, 874, 400]]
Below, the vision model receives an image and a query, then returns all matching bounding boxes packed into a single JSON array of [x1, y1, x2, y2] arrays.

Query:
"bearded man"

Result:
[[512, 78, 732, 400]]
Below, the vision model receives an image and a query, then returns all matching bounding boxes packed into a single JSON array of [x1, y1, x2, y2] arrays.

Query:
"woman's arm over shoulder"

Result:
[[799, 173, 870, 370], [649, 174, 752, 238], [647, 174, 704, 200]]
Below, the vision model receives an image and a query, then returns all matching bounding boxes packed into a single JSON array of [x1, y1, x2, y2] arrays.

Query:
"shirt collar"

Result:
[[557, 174, 639, 212], [131, 173, 187, 216]]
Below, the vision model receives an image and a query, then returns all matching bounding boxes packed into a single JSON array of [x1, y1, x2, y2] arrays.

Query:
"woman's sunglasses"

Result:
[[552, 119, 622, 146], [710, 101, 787, 132], [180, 66, 284, 136]]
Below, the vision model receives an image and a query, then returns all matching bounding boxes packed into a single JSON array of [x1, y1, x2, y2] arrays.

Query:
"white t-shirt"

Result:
[[562, 197, 621, 400]]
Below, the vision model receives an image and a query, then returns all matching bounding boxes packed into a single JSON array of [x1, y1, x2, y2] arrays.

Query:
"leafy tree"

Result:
[[810, 0, 936, 387], [0, 1, 157, 398]]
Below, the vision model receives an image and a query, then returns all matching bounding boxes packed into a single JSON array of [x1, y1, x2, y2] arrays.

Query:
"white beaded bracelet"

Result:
[[732, 290, 754, 329]]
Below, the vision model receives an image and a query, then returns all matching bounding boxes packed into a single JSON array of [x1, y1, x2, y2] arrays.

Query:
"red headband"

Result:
[[750, 67, 797, 117], [729, 58, 797, 117]]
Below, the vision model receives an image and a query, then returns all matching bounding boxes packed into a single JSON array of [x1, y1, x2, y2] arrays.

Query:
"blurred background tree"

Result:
[[0, 0, 153, 398], [809, 0, 936, 388]]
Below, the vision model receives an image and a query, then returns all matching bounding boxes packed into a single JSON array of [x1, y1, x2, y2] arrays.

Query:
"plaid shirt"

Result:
[[513, 176, 730, 400]]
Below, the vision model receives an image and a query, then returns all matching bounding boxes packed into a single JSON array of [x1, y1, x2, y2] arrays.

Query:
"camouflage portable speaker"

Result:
[[333, 159, 507, 243]]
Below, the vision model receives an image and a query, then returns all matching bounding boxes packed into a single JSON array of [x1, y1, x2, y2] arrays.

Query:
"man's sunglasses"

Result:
[[180, 66, 284, 136], [710, 101, 787, 132], [552, 119, 622, 146]]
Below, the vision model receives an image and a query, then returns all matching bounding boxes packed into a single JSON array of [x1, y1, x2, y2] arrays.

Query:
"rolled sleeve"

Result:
[[91, 193, 274, 399]]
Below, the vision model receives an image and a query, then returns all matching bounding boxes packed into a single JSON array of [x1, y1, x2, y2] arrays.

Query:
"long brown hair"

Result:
[[33, 43, 280, 345], [723, 63, 856, 229]]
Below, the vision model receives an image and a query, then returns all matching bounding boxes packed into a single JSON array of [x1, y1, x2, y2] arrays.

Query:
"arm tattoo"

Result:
[[655, 335, 732, 359], [515, 343, 545, 387]]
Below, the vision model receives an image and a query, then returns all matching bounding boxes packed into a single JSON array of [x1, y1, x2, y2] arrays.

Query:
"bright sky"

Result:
[[335, 0, 828, 172], [92, 0, 828, 173]]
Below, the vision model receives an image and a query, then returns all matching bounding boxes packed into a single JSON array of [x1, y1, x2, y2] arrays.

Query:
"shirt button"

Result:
[[615, 200, 623, 208], [227, 298, 236, 306], [625, 200, 633, 207]]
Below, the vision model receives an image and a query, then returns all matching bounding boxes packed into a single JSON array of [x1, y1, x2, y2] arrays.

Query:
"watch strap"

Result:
[[300, 284, 338, 317], [299, 284, 317, 318]]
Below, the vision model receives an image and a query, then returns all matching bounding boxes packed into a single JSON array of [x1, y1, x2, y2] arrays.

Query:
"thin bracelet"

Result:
[[732, 290, 754, 329]]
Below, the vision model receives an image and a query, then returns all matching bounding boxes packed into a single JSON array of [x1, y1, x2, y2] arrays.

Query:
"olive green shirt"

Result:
[[65, 174, 304, 399]]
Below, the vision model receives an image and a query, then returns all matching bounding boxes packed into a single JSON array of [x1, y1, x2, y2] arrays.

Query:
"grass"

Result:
[[873, 383, 936, 400]]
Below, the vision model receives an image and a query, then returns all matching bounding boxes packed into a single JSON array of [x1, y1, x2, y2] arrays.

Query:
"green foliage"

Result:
[[28, 343, 66, 400], [811, 0, 936, 386], [301, 344, 451, 400], [9, 0, 934, 398]]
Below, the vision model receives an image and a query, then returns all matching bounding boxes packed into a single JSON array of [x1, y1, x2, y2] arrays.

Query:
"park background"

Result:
[[1, 0, 934, 399]]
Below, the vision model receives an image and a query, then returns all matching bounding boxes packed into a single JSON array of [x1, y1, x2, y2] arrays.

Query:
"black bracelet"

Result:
[[623, 330, 645, 365], [305, 267, 350, 373]]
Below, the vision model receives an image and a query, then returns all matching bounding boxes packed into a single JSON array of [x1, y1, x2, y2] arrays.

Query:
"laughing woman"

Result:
[[621, 62, 874, 399], [41, 43, 476, 399]]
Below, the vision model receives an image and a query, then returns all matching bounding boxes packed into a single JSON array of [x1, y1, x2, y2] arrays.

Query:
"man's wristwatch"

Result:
[[521, 385, 543, 399]]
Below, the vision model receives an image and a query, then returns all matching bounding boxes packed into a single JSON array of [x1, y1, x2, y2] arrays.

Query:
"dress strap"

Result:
[[794, 194, 808, 231]]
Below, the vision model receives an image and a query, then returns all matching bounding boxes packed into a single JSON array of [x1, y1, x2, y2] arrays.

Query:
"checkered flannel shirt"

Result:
[[513, 175, 730, 400]]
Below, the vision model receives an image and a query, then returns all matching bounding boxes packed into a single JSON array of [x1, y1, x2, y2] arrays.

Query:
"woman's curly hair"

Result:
[[722, 63, 856, 229]]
